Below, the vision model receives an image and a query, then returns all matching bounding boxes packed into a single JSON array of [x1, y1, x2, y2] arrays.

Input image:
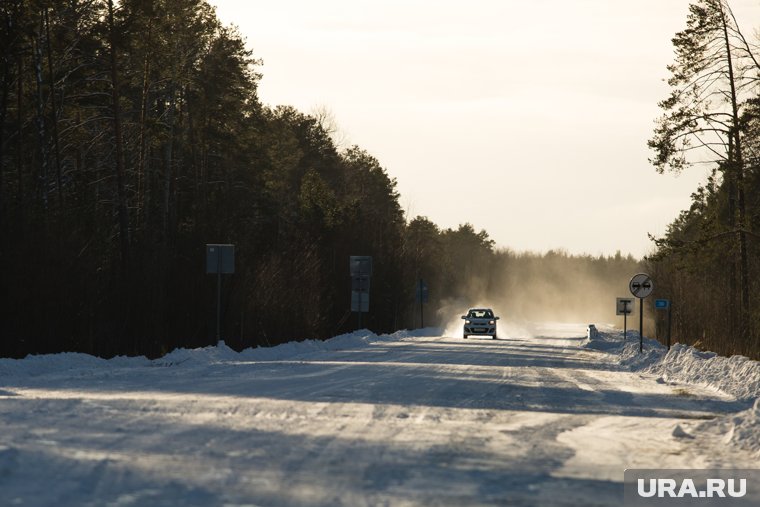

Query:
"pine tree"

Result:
[[649, 0, 757, 347]]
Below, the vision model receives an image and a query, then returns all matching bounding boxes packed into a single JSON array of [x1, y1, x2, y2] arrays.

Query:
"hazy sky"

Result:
[[210, 0, 760, 257]]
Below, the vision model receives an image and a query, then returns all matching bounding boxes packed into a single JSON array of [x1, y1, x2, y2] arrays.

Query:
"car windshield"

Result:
[[468, 310, 493, 319]]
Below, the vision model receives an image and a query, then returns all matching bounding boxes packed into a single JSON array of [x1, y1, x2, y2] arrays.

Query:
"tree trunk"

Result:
[[733, 130, 750, 352], [726, 137, 738, 348], [162, 84, 175, 244], [137, 16, 153, 232], [0, 27, 9, 226], [32, 14, 48, 214], [107, 0, 130, 275], [16, 47, 23, 225], [44, 8, 62, 213], [719, 1, 750, 349]]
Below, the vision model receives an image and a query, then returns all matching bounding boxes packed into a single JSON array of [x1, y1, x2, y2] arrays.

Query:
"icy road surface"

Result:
[[0, 324, 754, 506]]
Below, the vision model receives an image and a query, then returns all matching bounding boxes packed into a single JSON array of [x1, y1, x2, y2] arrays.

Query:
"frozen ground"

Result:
[[1, 324, 758, 506]]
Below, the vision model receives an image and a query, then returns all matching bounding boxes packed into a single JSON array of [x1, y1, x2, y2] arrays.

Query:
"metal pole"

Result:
[[624, 311, 627, 341], [419, 278, 424, 328], [667, 302, 672, 350], [639, 297, 644, 353], [358, 289, 362, 330], [216, 270, 221, 343], [655, 307, 659, 343]]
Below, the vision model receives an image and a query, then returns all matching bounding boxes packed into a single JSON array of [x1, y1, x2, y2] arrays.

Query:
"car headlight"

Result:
[[489, 320, 495, 325], [465, 320, 471, 324]]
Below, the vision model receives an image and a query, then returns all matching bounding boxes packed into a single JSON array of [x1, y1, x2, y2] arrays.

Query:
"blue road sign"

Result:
[[206, 244, 235, 274], [416, 282, 429, 303], [655, 299, 670, 310], [350, 256, 373, 277]]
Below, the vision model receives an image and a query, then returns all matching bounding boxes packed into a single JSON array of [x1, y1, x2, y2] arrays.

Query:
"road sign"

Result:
[[206, 244, 235, 344], [416, 279, 429, 328], [349, 256, 372, 328], [206, 244, 235, 274], [629, 273, 654, 354], [351, 290, 370, 312], [352, 276, 370, 292], [629, 273, 654, 299], [616, 297, 634, 316], [617, 297, 635, 341], [349, 256, 372, 277], [416, 280, 429, 303], [655, 299, 670, 309]]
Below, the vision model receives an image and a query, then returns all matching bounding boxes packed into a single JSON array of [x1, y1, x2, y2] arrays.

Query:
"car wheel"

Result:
[[463, 334, 468, 339], [492, 335, 497, 340]]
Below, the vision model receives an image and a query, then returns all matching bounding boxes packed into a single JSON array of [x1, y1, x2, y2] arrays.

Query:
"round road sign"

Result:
[[629, 273, 654, 298]]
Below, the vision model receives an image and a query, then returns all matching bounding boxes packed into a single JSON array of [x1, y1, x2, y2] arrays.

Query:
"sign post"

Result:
[[416, 279, 429, 328], [350, 256, 372, 329], [655, 299, 672, 350], [629, 273, 654, 353], [616, 297, 635, 340], [206, 244, 235, 343]]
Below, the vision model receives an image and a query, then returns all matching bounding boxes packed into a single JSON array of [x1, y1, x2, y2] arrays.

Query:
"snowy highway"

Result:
[[0, 324, 756, 506]]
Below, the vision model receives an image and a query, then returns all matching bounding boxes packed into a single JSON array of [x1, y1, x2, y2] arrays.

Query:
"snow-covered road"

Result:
[[0, 325, 756, 506]]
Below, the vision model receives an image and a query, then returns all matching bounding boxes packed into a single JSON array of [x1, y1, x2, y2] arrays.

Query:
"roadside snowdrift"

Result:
[[702, 398, 760, 457], [0, 328, 441, 378], [584, 329, 760, 401], [584, 328, 760, 456]]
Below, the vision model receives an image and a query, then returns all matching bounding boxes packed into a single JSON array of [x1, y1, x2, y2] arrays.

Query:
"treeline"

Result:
[[646, 0, 760, 359], [0, 1, 659, 359], [0, 0, 416, 357], [2, 0, 627, 359]]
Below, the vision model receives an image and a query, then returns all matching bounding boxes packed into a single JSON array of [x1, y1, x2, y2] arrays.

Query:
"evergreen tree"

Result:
[[648, 0, 758, 350]]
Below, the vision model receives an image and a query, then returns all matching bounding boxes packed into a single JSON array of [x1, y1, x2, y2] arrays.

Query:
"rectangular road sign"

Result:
[[416, 280, 429, 303], [352, 276, 370, 292], [349, 256, 372, 277], [351, 290, 370, 312], [616, 297, 635, 316], [206, 244, 235, 274], [655, 299, 670, 310]]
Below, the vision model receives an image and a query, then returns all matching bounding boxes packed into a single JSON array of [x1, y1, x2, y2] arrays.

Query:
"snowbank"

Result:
[[584, 329, 760, 402], [698, 398, 760, 457], [0, 327, 441, 378], [583, 328, 760, 457], [0, 351, 148, 378]]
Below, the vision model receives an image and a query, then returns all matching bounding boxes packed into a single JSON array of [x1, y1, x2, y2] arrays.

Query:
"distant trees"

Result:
[[489, 250, 642, 325], [399, 223, 642, 329], [648, 0, 760, 358]]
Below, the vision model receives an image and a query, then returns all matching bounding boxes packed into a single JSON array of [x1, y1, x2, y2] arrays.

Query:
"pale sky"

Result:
[[210, 0, 760, 258]]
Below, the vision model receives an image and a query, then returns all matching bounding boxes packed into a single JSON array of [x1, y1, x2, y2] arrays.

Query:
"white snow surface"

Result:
[[584, 327, 760, 459], [1, 324, 759, 506], [584, 328, 760, 401]]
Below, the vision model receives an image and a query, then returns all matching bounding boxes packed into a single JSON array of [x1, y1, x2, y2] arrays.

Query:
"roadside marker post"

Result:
[[629, 273, 654, 353]]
